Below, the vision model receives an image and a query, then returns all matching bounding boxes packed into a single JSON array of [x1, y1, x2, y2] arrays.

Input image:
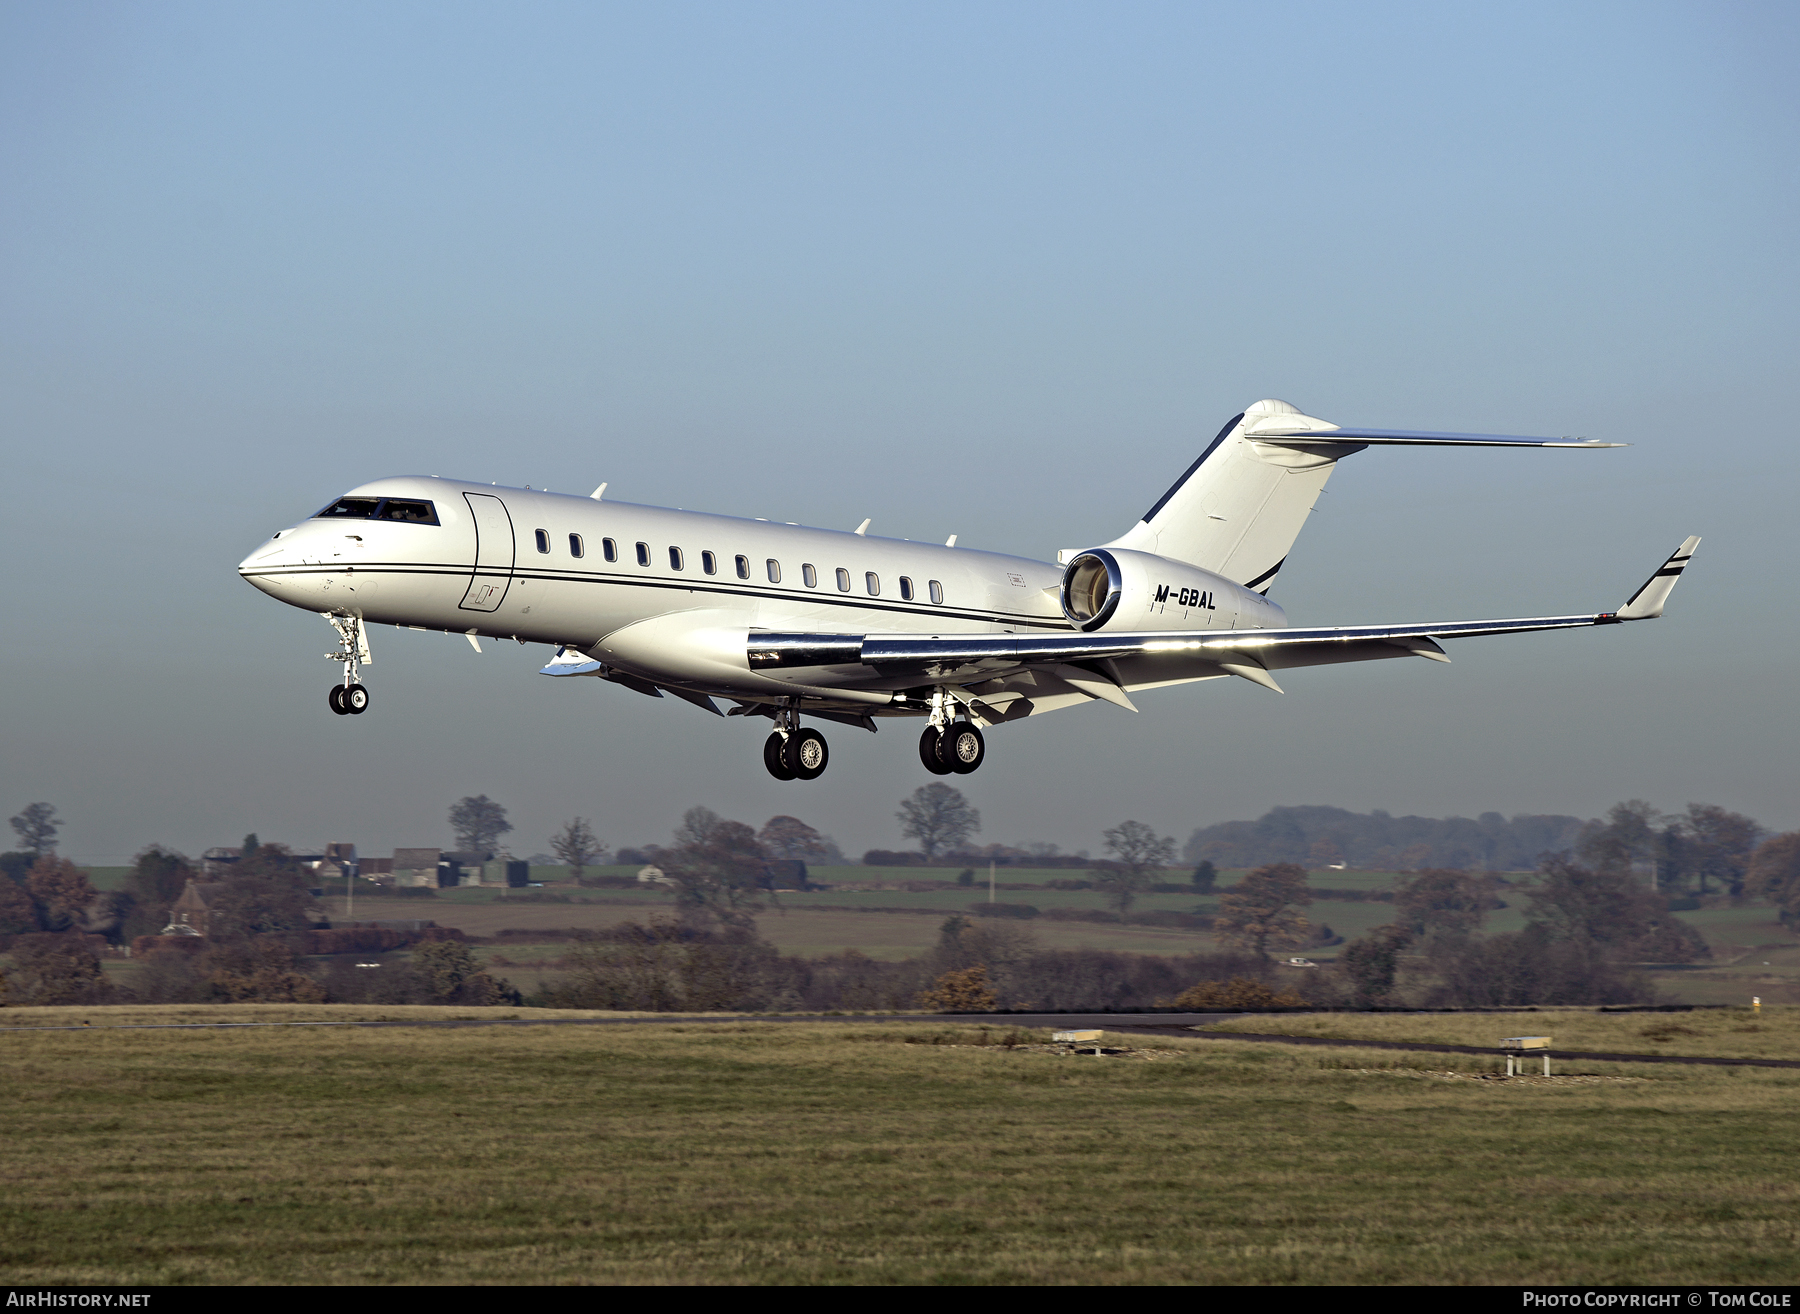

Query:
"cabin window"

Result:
[[899, 576, 914, 601], [835, 568, 851, 592], [669, 546, 684, 571], [766, 559, 782, 583], [802, 564, 818, 588], [534, 529, 550, 554], [636, 542, 650, 567], [603, 538, 618, 563], [865, 572, 880, 596], [701, 551, 717, 575], [929, 580, 944, 605], [735, 555, 750, 580], [569, 533, 584, 558]]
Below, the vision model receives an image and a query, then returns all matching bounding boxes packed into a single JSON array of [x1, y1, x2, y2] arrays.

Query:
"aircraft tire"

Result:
[[787, 728, 829, 780], [945, 722, 985, 774], [919, 726, 953, 775], [763, 732, 796, 781], [344, 684, 370, 714], [329, 685, 349, 715]]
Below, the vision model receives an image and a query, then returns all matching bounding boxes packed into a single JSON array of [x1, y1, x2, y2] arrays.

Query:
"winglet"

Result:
[[1616, 536, 1701, 620]]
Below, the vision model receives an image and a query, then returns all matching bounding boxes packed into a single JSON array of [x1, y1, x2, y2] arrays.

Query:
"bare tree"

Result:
[[657, 812, 768, 932], [1677, 803, 1764, 897], [449, 795, 512, 855], [9, 803, 59, 856], [551, 817, 604, 881], [759, 815, 830, 862], [897, 784, 980, 862], [673, 806, 723, 850], [1095, 820, 1176, 913]]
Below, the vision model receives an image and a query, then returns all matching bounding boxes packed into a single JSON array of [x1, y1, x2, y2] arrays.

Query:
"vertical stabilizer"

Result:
[[1103, 400, 1356, 591]]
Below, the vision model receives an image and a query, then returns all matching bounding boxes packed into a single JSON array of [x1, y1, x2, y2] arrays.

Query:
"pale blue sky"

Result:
[[3, 2, 1796, 863]]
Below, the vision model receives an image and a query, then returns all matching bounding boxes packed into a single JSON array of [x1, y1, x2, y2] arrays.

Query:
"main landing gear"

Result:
[[763, 704, 829, 781], [918, 687, 985, 775], [324, 613, 371, 717]]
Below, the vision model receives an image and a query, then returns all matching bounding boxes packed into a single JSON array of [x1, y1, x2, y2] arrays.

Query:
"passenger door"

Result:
[[459, 493, 515, 612]]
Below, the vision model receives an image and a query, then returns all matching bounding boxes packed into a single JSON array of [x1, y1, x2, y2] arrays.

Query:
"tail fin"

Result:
[[1105, 399, 1624, 591], [1103, 400, 1346, 592]]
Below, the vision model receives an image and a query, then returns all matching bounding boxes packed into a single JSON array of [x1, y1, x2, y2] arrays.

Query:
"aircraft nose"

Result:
[[239, 537, 297, 599]]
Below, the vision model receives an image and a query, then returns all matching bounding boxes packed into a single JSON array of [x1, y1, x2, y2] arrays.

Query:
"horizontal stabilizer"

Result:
[[1250, 428, 1623, 449], [1615, 536, 1701, 620]]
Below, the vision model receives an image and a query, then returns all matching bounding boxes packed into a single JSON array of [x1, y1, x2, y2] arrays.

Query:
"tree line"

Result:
[[7, 792, 1799, 1011]]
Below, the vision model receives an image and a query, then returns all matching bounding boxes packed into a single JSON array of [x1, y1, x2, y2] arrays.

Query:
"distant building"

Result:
[[202, 844, 332, 877], [440, 851, 491, 887], [763, 860, 810, 890], [161, 879, 226, 936], [636, 865, 674, 886], [392, 849, 441, 888]]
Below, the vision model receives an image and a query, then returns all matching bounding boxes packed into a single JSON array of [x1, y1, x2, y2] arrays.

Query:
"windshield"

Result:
[[314, 497, 439, 525]]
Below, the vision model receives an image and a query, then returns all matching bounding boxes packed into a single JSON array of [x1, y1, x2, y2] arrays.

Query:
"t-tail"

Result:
[[1102, 399, 1624, 594]]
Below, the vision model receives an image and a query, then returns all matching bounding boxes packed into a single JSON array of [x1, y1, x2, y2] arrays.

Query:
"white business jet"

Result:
[[238, 399, 1697, 781]]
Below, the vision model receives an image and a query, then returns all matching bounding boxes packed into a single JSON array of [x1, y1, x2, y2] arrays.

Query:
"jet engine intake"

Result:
[[1058, 547, 1242, 632]]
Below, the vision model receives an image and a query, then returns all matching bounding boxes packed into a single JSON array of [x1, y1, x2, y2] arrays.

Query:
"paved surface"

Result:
[[3, 1010, 1794, 1069], [1110, 1025, 1800, 1070]]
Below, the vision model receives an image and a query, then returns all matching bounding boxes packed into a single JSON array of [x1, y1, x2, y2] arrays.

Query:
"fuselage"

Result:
[[238, 476, 1285, 707]]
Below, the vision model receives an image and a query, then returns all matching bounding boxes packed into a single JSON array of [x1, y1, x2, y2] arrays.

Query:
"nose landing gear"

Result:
[[324, 613, 372, 717], [762, 704, 829, 780]]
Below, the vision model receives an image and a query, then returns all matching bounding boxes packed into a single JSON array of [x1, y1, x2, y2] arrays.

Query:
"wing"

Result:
[[746, 537, 1700, 720]]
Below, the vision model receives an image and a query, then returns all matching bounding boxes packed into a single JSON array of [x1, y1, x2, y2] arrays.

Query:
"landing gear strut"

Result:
[[324, 613, 371, 716], [762, 703, 829, 781]]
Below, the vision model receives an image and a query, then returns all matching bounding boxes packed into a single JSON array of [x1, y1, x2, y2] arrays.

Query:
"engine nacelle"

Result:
[[1059, 547, 1250, 632]]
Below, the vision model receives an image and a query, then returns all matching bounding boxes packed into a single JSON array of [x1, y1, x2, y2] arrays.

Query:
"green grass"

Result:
[[77, 866, 133, 892], [2, 1005, 1798, 1284]]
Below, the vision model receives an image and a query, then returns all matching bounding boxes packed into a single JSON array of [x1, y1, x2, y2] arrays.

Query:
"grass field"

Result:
[[1200, 1006, 1800, 1062], [3, 1005, 1799, 1284]]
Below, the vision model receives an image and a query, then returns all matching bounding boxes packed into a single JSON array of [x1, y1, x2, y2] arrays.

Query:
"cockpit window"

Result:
[[316, 498, 382, 519], [313, 497, 439, 525], [378, 499, 439, 524]]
